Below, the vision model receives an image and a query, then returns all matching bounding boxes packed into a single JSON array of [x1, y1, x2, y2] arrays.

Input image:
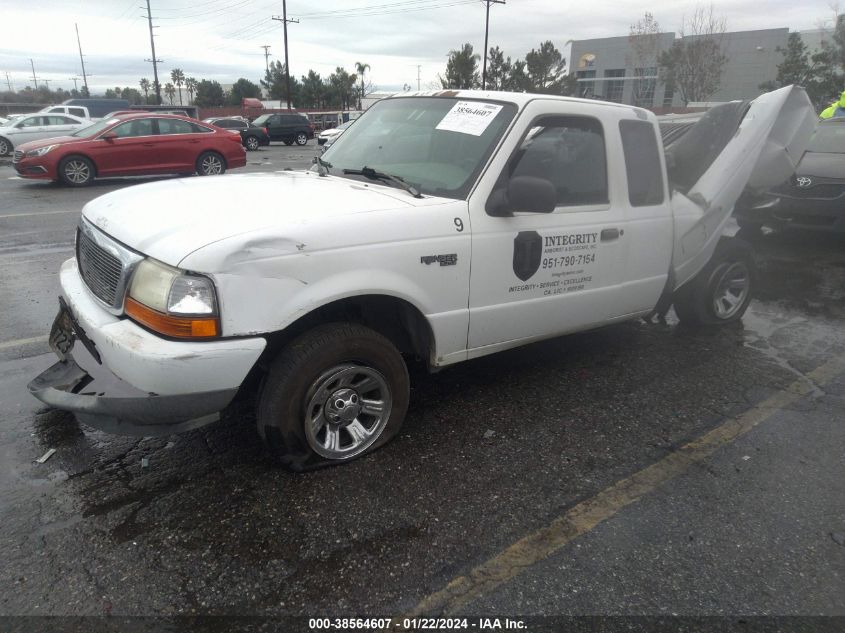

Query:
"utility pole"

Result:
[[4, 71, 12, 92], [272, 2, 298, 110], [30, 59, 38, 90], [75, 23, 89, 96], [69, 77, 81, 92], [144, 0, 163, 104], [41, 79, 52, 91], [481, 0, 505, 90], [417, 65, 421, 91], [261, 45, 272, 78]]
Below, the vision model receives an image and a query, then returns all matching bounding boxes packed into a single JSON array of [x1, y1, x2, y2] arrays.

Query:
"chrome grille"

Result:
[[77, 229, 122, 304], [13, 150, 23, 163], [75, 218, 143, 313]]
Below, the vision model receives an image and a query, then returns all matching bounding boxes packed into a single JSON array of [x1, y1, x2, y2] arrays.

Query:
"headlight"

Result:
[[126, 258, 220, 338], [26, 145, 56, 157]]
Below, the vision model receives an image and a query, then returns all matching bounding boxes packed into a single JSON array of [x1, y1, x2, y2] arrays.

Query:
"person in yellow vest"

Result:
[[820, 91, 845, 119]]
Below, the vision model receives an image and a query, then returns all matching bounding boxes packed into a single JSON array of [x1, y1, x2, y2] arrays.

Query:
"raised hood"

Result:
[[81, 171, 417, 266], [670, 85, 817, 288]]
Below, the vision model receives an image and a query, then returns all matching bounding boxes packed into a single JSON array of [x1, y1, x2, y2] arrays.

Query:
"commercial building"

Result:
[[569, 27, 796, 109]]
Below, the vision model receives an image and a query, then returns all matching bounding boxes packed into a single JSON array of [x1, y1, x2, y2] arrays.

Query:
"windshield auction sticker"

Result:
[[435, 102, 504, 136]]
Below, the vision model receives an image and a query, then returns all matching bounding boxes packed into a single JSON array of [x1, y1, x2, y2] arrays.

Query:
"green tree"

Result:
[[170, 68, 185, 105], [228, 77, 262, 105], [194, 79, 225, 107], [299, 70, 325, 108], [658, 5, 728, 105], [262, 60, 300, 106], [328, 67, 358, 109], [164, 82, 176, 105], [807, 14, 845, 110], [525, 41, 567, 93], [185, 77, 198, 104], [139, 78, 151, 101], [759, 33, 827, 106], [355, 61, 370, 108], [440, 43, 480, 89], [486, 46, 512, 91]]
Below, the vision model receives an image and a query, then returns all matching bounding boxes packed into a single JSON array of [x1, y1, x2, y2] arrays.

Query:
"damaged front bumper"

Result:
[[28, 258, 267, 436]]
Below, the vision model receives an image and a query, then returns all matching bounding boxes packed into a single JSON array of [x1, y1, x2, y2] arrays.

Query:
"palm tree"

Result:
[[355, 61, 370, 110], [139, 78, 150, 101], [164, 82, 176, 105], [185, 77, 197, 104], [170, 68, 185, 105]]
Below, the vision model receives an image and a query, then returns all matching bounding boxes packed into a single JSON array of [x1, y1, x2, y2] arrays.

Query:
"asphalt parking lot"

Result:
[[1, 144, 844, 630]]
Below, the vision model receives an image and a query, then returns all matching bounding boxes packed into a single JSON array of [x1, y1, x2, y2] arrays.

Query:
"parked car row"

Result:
[[12, 113, 246, 186]]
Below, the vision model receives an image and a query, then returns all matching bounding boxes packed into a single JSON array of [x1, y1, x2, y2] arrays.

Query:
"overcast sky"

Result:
[[0, 0, 837, 95]]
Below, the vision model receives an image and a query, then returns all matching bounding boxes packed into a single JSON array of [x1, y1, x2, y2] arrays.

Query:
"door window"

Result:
[[112, 119, 155, 138], [45, 116, 76, 125], [500, 116, 608, 208], [17, 117, 43, 128], [157, 118, 194, 135], [69, 108, 87, 118]]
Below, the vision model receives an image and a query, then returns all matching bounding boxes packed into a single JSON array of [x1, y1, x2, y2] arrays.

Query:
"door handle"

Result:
[[601, 228, 621, 241]]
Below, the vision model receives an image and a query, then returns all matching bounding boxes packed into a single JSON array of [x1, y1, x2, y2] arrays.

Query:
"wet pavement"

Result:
[[1, 159, 844, 628]]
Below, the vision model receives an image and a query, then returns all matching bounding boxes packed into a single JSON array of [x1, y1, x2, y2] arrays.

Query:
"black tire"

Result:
[[245, 135, 260, 151], [295, 132, 308, 146], [196, 151, 226, 176], [673, 237, 757, 326], [58, 155, 95, 187], [283, 139, 294, 146], [257, 323, 410, 471], [0, 137, 11, 156]]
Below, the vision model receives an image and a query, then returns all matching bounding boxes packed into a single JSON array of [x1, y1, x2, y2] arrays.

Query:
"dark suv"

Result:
[[204, 117, 270, 151], [252, 112, 314, 145]]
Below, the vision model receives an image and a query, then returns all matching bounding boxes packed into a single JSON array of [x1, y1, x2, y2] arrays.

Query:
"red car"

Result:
[[12, 113, 246, 186]]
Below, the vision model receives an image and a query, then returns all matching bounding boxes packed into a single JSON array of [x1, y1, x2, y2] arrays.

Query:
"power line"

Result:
[[294, 0, 473, 18], [481, 0, 505, 90]]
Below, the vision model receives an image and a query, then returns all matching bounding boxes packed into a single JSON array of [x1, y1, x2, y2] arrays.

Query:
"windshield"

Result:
[[71, 118, 119, 138], [319, 97, 516, 199], [808, 123, 845, 154], [252, 114, 271, 126]]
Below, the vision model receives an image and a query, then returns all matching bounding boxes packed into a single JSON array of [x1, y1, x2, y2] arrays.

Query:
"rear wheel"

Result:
[[245, 135, 260, 151], [0, 137, 11, 156], [295, 132, 308, 146], [58, 156, 95, 187], [196, 151, 226, 176], [673, 238, 756, 326], [257, 323, 409, 471], [283, 139, 294, 146]]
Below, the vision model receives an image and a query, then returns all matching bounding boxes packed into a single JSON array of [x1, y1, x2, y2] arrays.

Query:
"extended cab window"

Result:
[[69, 108, 86, 118], [619, 119, 665, 206], [505, 116, 608, 207]]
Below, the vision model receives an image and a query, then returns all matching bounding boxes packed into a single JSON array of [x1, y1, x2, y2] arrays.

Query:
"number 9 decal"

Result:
[[454, 218, 464, 232]]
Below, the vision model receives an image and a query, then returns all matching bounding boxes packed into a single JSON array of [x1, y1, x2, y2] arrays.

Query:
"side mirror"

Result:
[[486, 176, 557, 216], [101, 131, 118, 141]]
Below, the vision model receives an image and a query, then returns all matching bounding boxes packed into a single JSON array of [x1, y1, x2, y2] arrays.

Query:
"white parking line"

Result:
[[0, 335, 48, 351], [0, 210, 78, 220]]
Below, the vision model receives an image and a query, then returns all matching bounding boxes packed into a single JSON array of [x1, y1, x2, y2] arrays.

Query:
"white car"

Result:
[[0, 113, 92, 156], [317, 120, 353, 146]]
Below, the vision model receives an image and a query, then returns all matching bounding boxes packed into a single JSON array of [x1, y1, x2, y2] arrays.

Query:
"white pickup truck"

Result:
[[28, 87, 815, 470]]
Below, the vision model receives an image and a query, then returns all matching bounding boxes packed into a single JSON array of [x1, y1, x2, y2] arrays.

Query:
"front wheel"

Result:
[[673, 238, 756, 326], [257, 323, 410, 471], [0, 137, 11, 156], [58, 156, 95, 187], [295, 132, 308, 146], [196, 151, 226, 176]]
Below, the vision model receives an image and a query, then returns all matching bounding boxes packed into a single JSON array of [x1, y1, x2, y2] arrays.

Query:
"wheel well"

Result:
[[258, 295, 434, 372]]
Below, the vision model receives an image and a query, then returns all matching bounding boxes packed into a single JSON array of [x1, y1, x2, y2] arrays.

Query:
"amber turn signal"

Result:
[[125, 297, 220, 338]]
